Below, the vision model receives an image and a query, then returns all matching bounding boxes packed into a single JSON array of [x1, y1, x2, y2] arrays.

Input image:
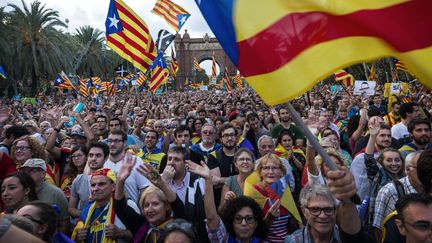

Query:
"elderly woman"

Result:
[[113, 156, 185, 243], [186, 160, 268, 243], [247, 153, 300, 242]]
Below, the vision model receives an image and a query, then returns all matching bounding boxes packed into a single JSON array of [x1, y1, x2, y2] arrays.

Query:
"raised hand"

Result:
[[224, 191, 236, 201], [137, 163, 162, 185], [326, 166, 357, 203], [118, 154, 136, 182], [186, 160, 211, 180]]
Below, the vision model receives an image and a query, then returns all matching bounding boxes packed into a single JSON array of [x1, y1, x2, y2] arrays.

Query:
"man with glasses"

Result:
[[104, 129, 149, 204], [190, 123, 221, 157], [105, 117, 137, 146], [395, 193, 432, 243]]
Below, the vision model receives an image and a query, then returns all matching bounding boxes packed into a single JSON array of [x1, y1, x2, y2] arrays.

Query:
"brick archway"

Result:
[[174, 30, 237, 89]]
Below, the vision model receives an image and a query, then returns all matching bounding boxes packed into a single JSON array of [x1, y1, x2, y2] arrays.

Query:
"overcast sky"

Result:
[[2, 0, 217, 73]]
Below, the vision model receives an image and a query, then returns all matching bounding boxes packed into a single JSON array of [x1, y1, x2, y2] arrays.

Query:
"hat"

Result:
[[20, 158, 46, 171], [91, 168, 116, 183], [70, 125, 86, 139]]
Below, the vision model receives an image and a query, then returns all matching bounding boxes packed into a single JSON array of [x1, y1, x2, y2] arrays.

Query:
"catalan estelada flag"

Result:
[[334, 69, 354, 86], [169, 47, 179, 79], [105, 0, 157, 74], [54, 71, 75, 90], [152, 0, 190, 32], [79, 78, 89, 97], [149, 51, 169, 92], [393, 58, 414, 75], [136, 72, 147, 86], [195, 0, 432, 105]]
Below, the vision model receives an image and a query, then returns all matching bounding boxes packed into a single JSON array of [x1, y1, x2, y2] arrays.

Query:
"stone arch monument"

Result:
[[174, 30, 237, 89]]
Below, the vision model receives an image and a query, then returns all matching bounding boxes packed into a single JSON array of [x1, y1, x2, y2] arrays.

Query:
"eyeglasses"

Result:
[[233, 215, 257, 224], [107, 139, 124, 144], [404, 221, 432, 232], [261, 166, 280, 171], [306, 207, 336, 216], [15, 146, 31, 152], [221, 133, 236, 139], [22, 215, 44, 225]]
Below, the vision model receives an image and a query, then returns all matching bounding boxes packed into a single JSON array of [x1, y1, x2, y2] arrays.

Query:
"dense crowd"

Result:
[[0, 82, 431, 243]]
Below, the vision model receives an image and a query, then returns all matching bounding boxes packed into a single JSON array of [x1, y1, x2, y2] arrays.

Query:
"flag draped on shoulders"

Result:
[[194, 0, 432, 105], [244, 172, 301, 223], [105, 0, 157, 73], [150, 51, 169, 92], [152, 0, 190, 32]]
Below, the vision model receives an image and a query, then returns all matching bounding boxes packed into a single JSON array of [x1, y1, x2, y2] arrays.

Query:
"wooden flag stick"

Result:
[[285, 102, 361, 203]]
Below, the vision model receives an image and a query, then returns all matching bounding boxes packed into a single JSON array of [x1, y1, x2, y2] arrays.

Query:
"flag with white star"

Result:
[[105, 0, 157, 73], [155, 29, 175, 53], [152, 0, 190, 32]]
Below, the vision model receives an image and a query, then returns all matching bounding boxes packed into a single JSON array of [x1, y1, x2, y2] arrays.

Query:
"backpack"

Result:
[[381, 179, 406, 243]]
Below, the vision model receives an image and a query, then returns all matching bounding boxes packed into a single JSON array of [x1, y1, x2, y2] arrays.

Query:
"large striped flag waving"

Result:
[[195, 0, 432, 105], [105, 0, 157, 74], [149, 51, 169, 92], [79, 78, 89, 97], [169, 47, 179, 79], [334, 69, 354, 86], [152, 0, 190, 32]]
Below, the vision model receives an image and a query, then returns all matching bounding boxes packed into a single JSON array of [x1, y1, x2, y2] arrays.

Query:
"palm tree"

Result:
[[72, 25, 105, 77], [7, 0, 71, 95]]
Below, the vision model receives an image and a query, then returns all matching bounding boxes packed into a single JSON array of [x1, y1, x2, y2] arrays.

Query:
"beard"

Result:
[[414, 136, 430, 146]]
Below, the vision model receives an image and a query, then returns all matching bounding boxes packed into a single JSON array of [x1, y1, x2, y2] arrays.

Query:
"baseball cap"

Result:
[[20, 158, 46, 171]]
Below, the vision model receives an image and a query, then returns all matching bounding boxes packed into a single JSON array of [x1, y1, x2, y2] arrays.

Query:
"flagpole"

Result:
[[387, 58, 396, 82], [362, 62, 369, 80], [285, 102, 360, 204]]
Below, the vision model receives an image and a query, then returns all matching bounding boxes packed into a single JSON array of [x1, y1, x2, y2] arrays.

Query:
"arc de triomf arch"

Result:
[[173, 30, 237, 89]]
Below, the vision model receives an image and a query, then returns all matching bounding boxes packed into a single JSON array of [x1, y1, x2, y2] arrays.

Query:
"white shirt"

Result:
[[104, 155, 149, 204], [350, 152, 380, 201], [391, 122, 409, 140]]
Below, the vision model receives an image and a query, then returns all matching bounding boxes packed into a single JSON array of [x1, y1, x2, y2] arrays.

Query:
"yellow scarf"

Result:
[[72, 198, 116, 243]]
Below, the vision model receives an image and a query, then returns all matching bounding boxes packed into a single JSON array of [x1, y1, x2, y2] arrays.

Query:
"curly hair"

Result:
[[220, 196, 268, 239], [11, 136, 48, 163]]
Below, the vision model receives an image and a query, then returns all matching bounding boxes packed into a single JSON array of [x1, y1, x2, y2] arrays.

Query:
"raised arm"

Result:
[[186, 160, 220, 230], [136, 163, 177, 203]]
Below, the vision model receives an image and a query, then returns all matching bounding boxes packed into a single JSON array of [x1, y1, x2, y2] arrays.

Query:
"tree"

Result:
[[72, 25, 105, 77], [7, 0, 70, 95]]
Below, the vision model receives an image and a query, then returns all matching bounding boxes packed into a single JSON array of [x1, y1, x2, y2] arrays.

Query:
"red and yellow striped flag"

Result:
[[193, 57, 202, 72], [196, 0, 432, 105], [334, 69, 354, 86], [223, 68, 231, 92], [233, 73, 243, 90], [79, 79, 89, 97], [211, 53, 217, 80], [152, 0, 190, 32], [105, 0, 157, 74]]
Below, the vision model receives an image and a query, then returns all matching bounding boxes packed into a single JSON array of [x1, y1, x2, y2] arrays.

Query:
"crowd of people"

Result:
[[0, 82, 431, 243]]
